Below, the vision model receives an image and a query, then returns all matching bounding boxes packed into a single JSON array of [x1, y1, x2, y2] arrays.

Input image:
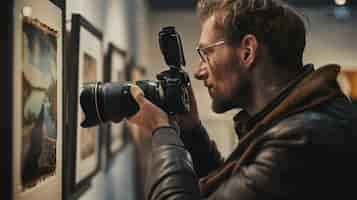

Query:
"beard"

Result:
[[210, 65, 250, 114], [211, 83, 247, 113], [211, 94, 236, 113]]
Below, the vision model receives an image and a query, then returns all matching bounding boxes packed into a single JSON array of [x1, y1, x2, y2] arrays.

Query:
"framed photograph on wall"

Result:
[[104, 43, 128, 158], [11, 0, 64, 200], [66, 14, 103, 194]]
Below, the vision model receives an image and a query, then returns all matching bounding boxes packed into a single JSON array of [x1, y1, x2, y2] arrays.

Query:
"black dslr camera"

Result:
[[80, 26, 191, 128]]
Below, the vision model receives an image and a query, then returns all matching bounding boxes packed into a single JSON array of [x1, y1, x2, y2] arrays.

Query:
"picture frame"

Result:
[[1, 1, 15, 199], [10, 0, 65, 200], [104, 43, 128, 159], [66, 14, 103, 195]]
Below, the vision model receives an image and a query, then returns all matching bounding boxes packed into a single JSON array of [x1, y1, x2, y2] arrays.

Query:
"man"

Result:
[[128, 0, 357, 199]]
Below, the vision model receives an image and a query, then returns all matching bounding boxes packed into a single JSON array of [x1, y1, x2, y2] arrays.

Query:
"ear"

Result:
[[237, 34, 258, 69]]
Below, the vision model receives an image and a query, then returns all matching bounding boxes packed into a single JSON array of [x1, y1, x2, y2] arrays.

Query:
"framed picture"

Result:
[[104, 43, 128, 158], [66, 14, 103, 195], [11, 0, 64, 200]]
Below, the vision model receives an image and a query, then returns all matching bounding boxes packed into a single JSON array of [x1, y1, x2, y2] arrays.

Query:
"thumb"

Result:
[[130, 85, 146, 106]]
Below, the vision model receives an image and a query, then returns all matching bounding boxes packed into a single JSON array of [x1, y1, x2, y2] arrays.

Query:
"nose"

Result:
[[194, 62, 208, 80]]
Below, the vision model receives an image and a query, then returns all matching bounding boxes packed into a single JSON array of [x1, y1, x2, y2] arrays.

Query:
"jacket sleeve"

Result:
[[148, 126, 201, 200], [148, 118, 310, 200], [180, 123, 224, 178]]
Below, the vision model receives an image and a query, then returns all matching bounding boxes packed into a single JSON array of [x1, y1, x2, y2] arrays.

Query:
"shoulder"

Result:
[[264, 96, 357, 144]]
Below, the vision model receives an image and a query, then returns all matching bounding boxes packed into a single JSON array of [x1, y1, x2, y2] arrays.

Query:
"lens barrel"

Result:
[[80, 81, 163, 127]]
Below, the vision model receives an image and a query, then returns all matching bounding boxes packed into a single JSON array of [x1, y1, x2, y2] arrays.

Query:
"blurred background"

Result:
[[51, 0, 357, 199]]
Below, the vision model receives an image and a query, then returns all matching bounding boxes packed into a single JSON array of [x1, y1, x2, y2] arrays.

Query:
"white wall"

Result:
[[66, 0, 106, 31], [67, 0, 130, 50], [103, 0, 130, 51], [134, 0, 151, 66], [301, 6, 357, 69]]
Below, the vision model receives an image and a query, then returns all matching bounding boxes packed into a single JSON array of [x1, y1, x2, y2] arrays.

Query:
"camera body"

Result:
[[80, 26, 191, 127]]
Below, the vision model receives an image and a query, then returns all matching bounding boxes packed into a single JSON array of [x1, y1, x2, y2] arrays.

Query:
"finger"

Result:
[[130, 85, 145, 106]]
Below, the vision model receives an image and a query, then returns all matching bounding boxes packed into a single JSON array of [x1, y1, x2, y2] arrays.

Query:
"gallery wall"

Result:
[[301, 6, 357, 69]]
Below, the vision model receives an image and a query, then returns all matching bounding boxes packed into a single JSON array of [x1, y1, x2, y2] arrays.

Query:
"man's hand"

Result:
[[174, 84, 201, 131], [127, 85, 170, 136]]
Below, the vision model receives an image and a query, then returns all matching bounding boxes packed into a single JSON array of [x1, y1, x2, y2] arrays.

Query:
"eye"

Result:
[[202, 48, 211, 55]]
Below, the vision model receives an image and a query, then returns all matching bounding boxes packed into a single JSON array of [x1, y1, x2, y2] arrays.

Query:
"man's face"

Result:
[[195, 16, 250, 113]]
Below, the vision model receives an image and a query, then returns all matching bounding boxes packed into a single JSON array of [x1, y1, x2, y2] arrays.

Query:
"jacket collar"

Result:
[[233, 64, 341, 139]]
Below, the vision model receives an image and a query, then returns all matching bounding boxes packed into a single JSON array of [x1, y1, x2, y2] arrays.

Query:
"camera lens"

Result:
[[80, 80, 163, 128], [80, 82, 138, 127], [101, 82, 139, 123]]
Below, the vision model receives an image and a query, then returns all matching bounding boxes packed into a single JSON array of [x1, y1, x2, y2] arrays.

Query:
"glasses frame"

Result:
[[196, 40, 225, 63]]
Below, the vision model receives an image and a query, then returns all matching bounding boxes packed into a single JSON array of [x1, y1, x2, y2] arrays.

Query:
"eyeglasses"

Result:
[[196, 40, 225, 63]]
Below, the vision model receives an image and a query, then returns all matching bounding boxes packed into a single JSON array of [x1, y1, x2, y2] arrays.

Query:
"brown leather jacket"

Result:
[[147, 64, 357, 200]]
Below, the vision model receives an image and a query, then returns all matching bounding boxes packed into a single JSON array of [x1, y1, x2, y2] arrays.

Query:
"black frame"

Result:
[[1, 1, 15, 199], [104, 43, 129, 160], [65, 14, 103, 197]]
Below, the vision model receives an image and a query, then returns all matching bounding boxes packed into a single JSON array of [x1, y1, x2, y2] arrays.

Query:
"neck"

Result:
[[243, 65, 301, 116]]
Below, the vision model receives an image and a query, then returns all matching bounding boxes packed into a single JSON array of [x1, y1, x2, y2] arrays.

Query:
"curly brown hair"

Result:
[[197, 0, 307, 67]]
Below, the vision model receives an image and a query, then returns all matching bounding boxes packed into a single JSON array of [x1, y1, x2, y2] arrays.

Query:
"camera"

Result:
[[80, 26, 191, 128]]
